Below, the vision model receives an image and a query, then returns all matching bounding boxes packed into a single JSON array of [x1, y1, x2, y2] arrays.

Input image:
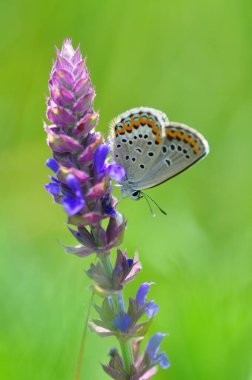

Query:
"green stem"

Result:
[[119, 338, 133, 374], [98, 254, 133, 374], [74, 290, 95, 380]]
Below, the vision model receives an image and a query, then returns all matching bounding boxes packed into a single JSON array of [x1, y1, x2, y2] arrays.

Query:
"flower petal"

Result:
[[46, 158, 59, 173], [62, 193, 84, 215], [62, 243, 93, 257], [88, 321, 115, 337], [113, 314, 131, 332], [145, 301, 159, 318], [139, 367, 157, 380], [47, 105, 76, 127], [46, 128, 82, 153], [45, 182, 61, 196], [86, 180, 109, 199], [107, 163, 125, 182], [50, 85, 75, 107], [146, 333, 165, 360], [94, 144, 109, 173], [66, 174, 82, 195], [74, 112, 99, 137], [58, 167, 89, 184], [136, 283, 151, 307], [157, 352, 170, 369]]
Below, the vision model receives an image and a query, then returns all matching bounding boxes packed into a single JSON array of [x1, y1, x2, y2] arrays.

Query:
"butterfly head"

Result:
[[120, 180, 142, 200], [130, 190, 142, 200]]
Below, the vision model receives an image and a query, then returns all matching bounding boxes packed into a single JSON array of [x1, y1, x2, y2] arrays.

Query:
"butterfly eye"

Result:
[[155, 123, 160, 130], [116, 124, 123, 130], [131, 190, 140, 199], [125, 119, 131, 127], [142, 114, 147, 121], [149, 116, 154, 123], [133, 116, 139, 122]]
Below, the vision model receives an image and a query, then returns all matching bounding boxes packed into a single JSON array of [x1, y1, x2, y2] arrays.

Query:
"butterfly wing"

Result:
[[129, 122, 209, 190], [109, 107, 168, 183]]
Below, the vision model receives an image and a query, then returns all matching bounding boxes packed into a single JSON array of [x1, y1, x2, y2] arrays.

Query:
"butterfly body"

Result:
[[109, 107, 209, 199]]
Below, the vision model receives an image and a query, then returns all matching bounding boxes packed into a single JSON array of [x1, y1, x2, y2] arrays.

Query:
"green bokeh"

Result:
[[1, 0, 252, 379]]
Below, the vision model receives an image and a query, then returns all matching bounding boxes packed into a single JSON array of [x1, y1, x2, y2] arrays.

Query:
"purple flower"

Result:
[[107, 163, 125, 182], [86, 250, 141, 294], [145, 301, 159, 318], [146, 333, 170, 370], [46, 158, 59, 173], [45, 159, 61, 201], [45, 181, 61, 196], [136, 283, 159, 318], [102, 194, 118, 217], [44, 40, 170, 380], [113, 314, 132, 332], [45, 39, 126, 254], [102, 335, 169, 379], [61, 174, 85, 216], [112, 296, 132, 332], [94, 144, 125, 182], [136, 283, 152, 306], [94, 144, 109, 173]]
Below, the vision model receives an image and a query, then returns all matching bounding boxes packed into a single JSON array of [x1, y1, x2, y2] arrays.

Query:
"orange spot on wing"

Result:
[[166, 128, 200, 154], [132, 118, 140, 128], [167, 130, 176, 138], [123, 123, 133, 132], [152, 125, 161, 135], [148, 120, 155, 128], [190, 139, 196, 147], [115, 128, 126, 136], [176, 132, 185, 140]]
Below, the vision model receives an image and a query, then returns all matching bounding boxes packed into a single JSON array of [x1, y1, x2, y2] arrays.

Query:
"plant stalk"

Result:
[[99, 254, 133, 374]]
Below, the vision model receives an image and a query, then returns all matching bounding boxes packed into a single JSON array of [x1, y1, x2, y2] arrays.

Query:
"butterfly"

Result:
[[109, 107, 209, 201]]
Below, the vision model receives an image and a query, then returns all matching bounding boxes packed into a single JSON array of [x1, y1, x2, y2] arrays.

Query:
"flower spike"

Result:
[[44, 39, 169, 379]]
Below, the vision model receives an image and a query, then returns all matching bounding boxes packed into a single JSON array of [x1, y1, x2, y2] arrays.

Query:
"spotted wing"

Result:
[[110, 107, 168, 183], [129, 122, 209, 190]]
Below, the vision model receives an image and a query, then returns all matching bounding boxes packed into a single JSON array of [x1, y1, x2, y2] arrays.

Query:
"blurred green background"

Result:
[[1, 0, 252, 379]]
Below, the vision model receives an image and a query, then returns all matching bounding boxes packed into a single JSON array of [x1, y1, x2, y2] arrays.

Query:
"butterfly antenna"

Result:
[[142, 193, 156, 218], [142, 192, 167, 216]]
